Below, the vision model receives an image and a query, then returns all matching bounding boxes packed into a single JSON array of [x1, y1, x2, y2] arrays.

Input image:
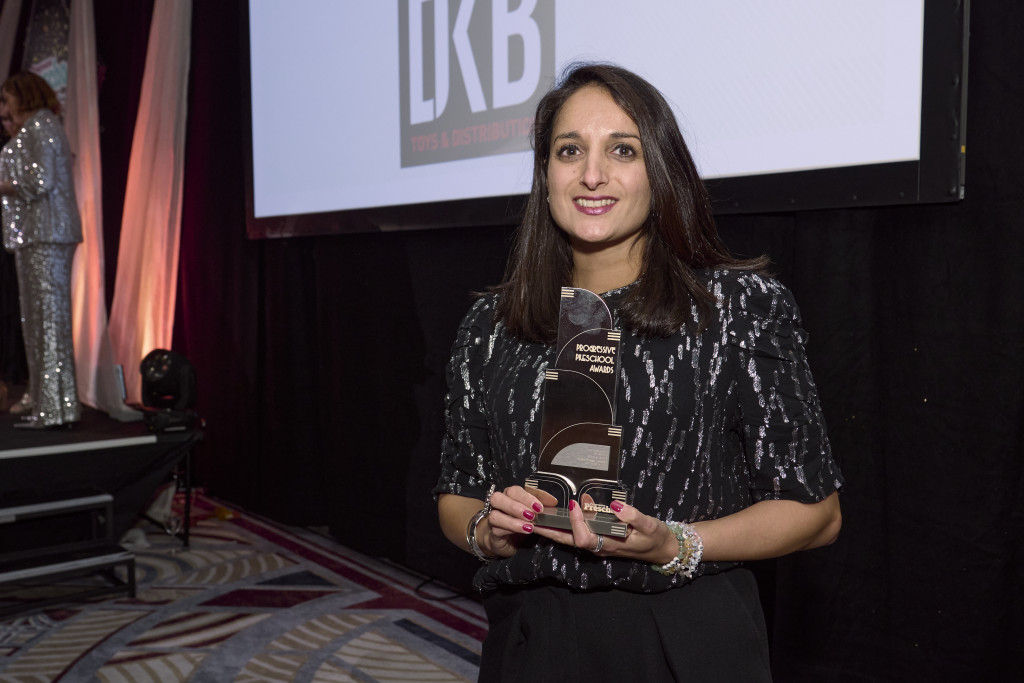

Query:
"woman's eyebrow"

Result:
[[552, 131, 640, 141]]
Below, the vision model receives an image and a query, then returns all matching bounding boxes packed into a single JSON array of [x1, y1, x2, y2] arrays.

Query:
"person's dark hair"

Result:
[[1, 71, 61, 117], [494, 62, 768, 342]]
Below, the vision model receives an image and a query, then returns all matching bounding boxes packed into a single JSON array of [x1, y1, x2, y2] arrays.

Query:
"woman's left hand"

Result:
[[530, 496, 677, 564], [530, 491, 844, 564]]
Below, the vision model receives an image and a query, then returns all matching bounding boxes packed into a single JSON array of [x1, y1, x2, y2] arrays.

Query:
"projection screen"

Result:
[[245, 0, 967, 237]]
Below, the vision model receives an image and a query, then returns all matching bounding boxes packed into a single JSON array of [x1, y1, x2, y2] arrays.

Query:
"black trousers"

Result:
[[479, 569, 772, 682]]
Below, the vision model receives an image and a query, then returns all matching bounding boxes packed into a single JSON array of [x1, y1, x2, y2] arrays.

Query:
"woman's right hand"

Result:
[[478, 485, 558, 558]]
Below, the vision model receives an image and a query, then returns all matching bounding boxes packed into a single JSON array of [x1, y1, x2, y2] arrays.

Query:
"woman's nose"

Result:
[[579, 155, 608, 190]]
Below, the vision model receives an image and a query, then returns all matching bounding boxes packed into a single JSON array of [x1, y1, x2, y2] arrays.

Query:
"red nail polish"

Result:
[[532, 502, 542, 512], [523, 510, 535, 520], [610, 501, 623, 513], [569, 500, 576, 511], [523, 523, 534, 533]]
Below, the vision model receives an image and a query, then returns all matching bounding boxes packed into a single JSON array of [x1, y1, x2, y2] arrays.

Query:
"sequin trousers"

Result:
[[14, 242, 80, 425]]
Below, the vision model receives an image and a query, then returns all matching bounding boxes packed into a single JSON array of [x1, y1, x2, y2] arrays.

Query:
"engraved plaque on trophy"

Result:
[[525, 287, 631, 538]]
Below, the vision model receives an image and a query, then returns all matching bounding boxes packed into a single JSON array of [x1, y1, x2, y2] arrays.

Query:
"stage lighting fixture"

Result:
[[140, 349, 196, 411]]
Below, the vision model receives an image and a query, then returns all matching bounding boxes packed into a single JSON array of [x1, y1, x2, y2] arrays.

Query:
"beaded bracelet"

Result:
[[466, 484, 498, 563], [652, 521, 704, 578]]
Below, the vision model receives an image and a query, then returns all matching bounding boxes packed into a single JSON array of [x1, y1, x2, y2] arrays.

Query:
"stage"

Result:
[[0, 402, 202, 609]]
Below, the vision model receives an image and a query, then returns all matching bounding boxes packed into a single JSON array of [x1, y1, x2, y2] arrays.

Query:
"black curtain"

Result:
[[69, 2, 1024, 680], [0, 0, 33, 388]]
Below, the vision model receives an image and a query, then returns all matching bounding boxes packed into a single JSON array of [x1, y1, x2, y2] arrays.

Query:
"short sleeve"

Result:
[[433, 296, 497, 501], [726, 274, 844, 503]]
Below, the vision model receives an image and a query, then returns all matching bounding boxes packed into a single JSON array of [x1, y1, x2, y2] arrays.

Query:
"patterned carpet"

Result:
[[0, 495, 485, 682]]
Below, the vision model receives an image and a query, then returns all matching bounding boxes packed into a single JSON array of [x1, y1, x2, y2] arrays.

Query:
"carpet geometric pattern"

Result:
[[0, 495, 485, 682]]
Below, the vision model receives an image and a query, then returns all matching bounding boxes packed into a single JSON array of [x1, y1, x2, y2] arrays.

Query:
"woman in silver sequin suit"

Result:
[[436, 64, 844, 681], [0, 72, 82, 428]]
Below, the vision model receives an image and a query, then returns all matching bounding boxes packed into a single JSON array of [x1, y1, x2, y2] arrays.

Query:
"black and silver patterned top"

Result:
[[435, 270, 844, 594]]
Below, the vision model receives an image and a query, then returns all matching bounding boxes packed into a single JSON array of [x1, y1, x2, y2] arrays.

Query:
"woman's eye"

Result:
[[613, 143, 637, 158], [556, 143, 581, 158]]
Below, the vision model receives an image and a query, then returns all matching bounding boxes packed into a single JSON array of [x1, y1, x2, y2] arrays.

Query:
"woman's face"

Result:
[[0, 88, 27, 132], [546, 84, 652, 253]]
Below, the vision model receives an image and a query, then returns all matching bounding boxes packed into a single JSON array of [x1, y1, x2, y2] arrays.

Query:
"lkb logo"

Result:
[[399, 0, 555, 167]]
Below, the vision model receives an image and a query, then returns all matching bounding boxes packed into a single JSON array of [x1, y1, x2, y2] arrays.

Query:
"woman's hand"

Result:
[[437, 488, 563, 560], [477, 485, 559, 558], [528, 495, 678, 564]]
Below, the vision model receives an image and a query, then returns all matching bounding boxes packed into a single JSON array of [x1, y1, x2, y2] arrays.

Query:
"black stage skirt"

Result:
[[479, 568, 771, 682]]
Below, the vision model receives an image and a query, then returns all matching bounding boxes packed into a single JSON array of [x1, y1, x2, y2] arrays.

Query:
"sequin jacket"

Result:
[[1, 109, 82, 252], [435, 270, 844, 594]]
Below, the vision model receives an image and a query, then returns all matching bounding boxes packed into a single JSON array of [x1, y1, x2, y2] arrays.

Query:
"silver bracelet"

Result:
[[652, 521, 704, 578], [466, 484, 498, 563]]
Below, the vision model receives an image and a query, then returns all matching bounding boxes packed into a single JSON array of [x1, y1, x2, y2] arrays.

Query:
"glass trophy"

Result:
[[525, 287, 630, 537]]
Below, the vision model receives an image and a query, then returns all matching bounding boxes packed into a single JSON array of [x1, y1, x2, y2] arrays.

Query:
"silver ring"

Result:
[[591, 535, 604, 553]]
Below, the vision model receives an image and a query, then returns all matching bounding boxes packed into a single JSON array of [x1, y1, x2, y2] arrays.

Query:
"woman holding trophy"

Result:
[[435, 63, 843, 681]]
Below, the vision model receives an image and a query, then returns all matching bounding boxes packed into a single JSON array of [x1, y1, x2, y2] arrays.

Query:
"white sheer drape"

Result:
[[0, 0, 22, 81], [107, 0, 192, 405], [66, 0, 137, 419]]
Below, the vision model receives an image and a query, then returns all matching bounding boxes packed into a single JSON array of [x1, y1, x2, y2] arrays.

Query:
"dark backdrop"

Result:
[[37, 2, 1022, 680]]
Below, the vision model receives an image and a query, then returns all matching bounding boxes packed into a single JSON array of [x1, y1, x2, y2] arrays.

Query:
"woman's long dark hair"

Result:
[[494, 63, 768, 343]]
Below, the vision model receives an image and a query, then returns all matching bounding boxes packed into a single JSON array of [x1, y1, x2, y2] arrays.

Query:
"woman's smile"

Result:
[[573, 196, 617, 214]]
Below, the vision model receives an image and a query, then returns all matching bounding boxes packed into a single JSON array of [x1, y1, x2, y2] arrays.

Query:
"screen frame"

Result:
[[242, 0, 968, 239]]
